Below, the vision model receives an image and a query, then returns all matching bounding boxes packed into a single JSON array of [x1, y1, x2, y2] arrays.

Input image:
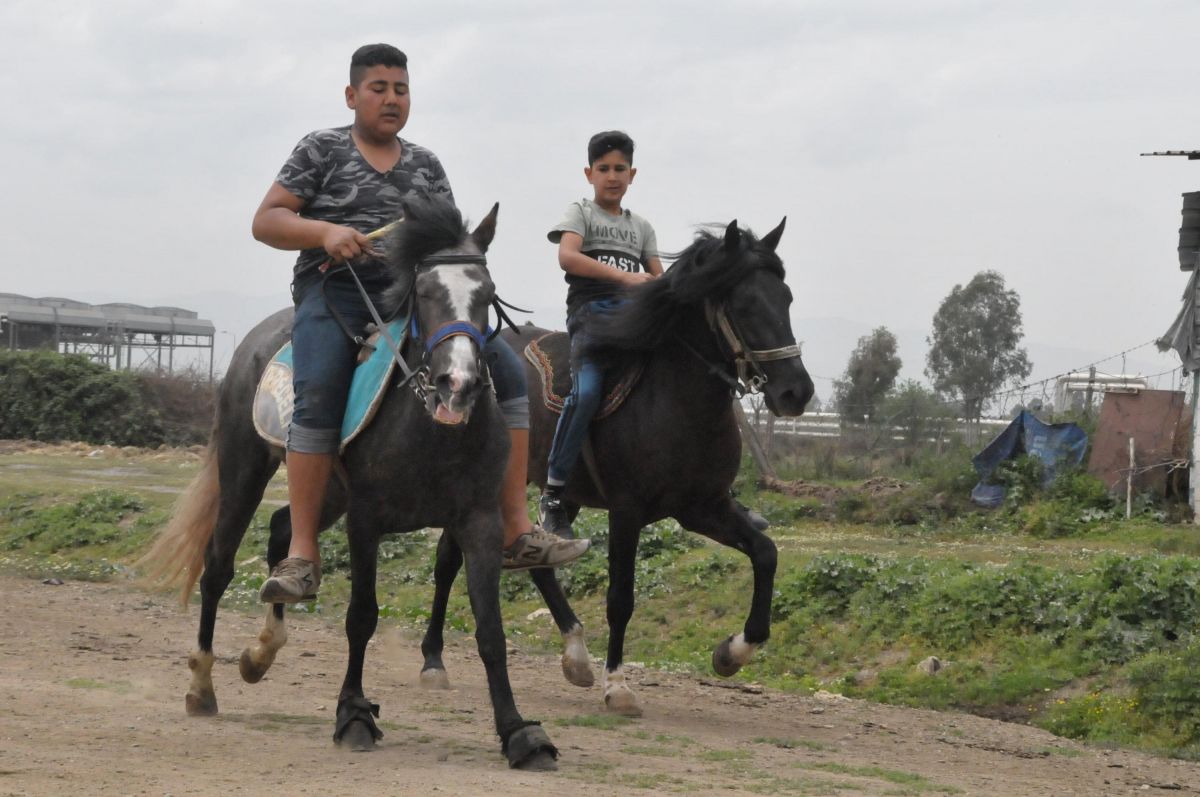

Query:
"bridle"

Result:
[[323, 253, 494, 408], [679, 299, 803, 397]]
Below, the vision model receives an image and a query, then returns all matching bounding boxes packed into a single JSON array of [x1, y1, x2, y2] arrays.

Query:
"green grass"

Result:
[[798, 762, 956, 791], [553, 713, 633, 730]]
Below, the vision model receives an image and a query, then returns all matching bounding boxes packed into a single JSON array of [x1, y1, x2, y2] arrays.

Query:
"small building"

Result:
[[1054, 371, 1148, 414], [0, 293, 214, 375]]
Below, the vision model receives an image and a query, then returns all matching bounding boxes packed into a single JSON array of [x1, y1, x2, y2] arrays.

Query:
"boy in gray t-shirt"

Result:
[[539, 131, 664, 537]]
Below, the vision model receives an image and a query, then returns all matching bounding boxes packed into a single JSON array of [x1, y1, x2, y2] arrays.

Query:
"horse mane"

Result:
[[378, 196, 469, 318], [583, 225, 784, 358]]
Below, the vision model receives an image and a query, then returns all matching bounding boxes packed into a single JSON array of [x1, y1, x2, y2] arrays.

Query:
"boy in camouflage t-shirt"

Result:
[[251, 44, 588, 603]]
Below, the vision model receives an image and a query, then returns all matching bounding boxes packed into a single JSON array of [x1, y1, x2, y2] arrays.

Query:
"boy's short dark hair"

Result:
[[350, 44, 408, 86], [588, 131, 634, 165]]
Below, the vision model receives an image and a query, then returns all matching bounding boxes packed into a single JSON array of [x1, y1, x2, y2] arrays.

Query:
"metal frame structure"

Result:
[[0, 293, 215, 377]]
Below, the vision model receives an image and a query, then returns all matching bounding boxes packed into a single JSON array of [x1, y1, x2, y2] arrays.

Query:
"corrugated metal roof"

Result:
[[0, 293, 214, 335]]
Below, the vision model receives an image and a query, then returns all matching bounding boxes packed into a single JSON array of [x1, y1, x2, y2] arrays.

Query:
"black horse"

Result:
[[141, 199, 557, 769], [419, 218, 813, 716]]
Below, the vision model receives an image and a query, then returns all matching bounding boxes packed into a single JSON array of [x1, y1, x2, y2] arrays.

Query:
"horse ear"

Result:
[[724, 219, 740, 253], [760, 217, 786, 251], [471, 203, 500, 252]]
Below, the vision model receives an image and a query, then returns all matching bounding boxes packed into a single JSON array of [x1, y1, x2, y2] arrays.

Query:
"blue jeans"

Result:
[[546, 299, 619, 484], [288, 269, 527, 454]]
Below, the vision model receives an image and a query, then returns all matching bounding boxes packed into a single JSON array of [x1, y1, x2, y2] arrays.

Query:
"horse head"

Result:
[[382, 199, 499, 425], [707, 218, 814, 416]]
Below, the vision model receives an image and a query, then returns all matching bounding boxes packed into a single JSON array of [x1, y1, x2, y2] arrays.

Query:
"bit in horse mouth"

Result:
[[431, 394, 469, 425]]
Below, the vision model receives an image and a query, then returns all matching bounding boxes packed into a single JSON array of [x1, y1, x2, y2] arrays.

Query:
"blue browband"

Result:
[[423, 320, 489, 353]]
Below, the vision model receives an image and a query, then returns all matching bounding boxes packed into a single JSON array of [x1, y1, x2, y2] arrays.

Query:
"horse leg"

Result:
[[419, 530, 462, 690], [601, 511, 643, 717], [677, 496, 777, 677], [190, 455, 276, 715], [333, 514, 383, 752], [528, 568, 593, 687], [455, 512, 558, 770], [240, 481, 347, 683], [239, 505, 293, 684]]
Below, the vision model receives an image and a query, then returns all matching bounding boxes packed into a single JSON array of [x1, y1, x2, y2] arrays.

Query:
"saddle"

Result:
[[524, 332, 644, 419], [252, 319, 408, 453]]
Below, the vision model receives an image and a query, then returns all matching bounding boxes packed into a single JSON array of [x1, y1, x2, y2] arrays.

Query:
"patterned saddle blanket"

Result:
[[523, 332, 644, 419], [252, 319, 408, 453]]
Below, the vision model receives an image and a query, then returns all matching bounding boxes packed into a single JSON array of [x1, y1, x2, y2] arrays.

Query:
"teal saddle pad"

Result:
[[252, 319, 409, 453]]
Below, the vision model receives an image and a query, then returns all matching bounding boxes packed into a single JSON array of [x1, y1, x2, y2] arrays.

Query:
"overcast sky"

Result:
[[0, 0, 1195, 395]]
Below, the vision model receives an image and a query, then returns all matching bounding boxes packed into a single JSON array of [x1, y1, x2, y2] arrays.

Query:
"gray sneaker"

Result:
[[503, 526, 590, 571], [260, 557, 321, 603]]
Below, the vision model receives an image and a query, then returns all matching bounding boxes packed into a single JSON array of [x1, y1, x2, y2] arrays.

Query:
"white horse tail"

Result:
[[137, 426, 221, 606]]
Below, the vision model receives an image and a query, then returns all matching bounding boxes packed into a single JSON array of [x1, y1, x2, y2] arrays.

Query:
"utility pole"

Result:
[[1142, 150, 1200, 523]]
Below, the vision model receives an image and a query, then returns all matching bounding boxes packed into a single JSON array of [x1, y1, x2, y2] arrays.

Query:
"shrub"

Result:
[[0, 350, 165, 446], [1128, 640, 1200, 745]]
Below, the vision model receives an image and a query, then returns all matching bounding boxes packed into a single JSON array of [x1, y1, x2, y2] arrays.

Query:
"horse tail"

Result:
[[137, 424, 221, 606]]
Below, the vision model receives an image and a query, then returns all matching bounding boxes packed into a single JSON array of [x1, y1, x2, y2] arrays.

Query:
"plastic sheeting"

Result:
[[970, 411, 1089, 508], [1158, 269, 1200, 373]]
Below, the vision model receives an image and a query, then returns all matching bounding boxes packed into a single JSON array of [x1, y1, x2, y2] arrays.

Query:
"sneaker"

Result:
[[539, 492, 574, 538], [503, 526, 590, 571], [260, 557, 321, 603]]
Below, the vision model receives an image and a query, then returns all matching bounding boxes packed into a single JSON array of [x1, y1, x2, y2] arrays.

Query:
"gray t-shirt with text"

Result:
[[547, 198, 658, 314]]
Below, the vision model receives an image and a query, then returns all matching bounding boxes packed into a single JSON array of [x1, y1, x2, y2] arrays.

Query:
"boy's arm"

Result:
[[645, 256, 664, 277], [251, 182, 377, 262], [557, 233, 654, 286]]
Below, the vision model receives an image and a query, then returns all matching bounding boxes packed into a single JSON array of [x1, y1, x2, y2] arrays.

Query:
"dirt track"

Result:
[[1, 573, 1198, 796]]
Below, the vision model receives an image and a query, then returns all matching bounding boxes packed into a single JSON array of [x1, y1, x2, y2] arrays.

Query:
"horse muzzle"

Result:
[[762, 362, 815, 417], [429, 367, 483, 426]]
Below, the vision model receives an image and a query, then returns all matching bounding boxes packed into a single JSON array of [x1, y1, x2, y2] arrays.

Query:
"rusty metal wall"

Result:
[[1088, 390, 1189, 495]]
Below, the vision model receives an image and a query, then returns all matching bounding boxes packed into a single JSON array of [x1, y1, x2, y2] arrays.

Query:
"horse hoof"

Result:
[[185, 689, 217, 717], [561, 655, 594, 688], [505, 725, 559, 770], [337, 720, 377, 752], [516, 750, 558, 772], [712, 636, 743, 677], [239, 648, 272, 684], [604, 687, 643, 717], [419, 667, 450, 690]]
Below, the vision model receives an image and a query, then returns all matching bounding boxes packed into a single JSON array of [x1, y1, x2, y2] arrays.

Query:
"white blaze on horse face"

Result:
[[433, 266, 484, 393]]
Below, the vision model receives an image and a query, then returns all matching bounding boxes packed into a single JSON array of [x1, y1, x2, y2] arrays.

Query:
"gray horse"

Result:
[[141, 198, 557, 770]]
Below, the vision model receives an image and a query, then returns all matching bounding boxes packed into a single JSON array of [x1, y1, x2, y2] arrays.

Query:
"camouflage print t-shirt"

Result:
[[275, 126, 455, 277]]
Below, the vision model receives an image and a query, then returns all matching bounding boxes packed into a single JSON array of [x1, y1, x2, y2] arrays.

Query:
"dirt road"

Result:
[[1, 573, 1197, 796]]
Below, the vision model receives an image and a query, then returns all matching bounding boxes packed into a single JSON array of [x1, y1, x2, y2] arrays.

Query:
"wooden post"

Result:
[[1126, 436, 1135, 520], [1084, 366, 1097, 416], [733, 400, 777, 480], [1192, 371, 1200, 524]]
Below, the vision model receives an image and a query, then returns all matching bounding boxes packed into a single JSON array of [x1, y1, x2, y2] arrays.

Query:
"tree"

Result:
[[880, 380, 954, 446], [833, 326, 901, 422], [925, 270, 1032, 422]]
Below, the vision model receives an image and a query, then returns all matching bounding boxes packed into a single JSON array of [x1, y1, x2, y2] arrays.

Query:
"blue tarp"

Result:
[[970, 411, 1089, 508]]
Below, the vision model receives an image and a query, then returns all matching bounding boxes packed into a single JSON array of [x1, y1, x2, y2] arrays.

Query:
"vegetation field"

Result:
[[3, 440, 1200, 764]]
